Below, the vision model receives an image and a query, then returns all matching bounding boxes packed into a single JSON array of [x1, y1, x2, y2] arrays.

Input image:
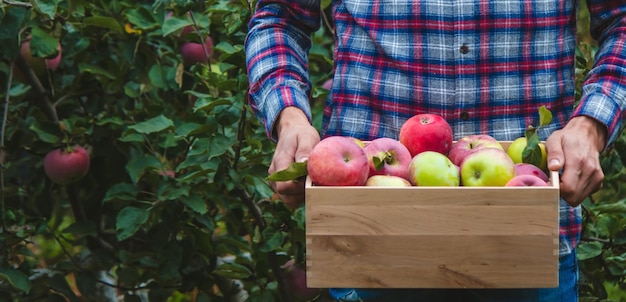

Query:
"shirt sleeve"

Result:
[[245, 0, 322, 141], [574, 2, 626, 147]]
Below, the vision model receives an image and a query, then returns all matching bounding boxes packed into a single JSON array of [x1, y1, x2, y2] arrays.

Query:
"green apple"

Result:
[[507, 137, 547, 171], [408, 151, 459, 186], [461, 148, 516, 187]]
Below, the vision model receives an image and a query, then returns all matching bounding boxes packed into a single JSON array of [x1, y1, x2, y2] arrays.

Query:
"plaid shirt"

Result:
[[245, 0, 626, 256]]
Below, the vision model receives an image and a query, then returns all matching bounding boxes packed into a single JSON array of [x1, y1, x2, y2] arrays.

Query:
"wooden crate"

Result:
[[305, 142, 560, 289]]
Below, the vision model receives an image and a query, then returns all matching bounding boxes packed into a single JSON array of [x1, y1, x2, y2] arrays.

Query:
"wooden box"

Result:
[[305, 142, 560, 289]]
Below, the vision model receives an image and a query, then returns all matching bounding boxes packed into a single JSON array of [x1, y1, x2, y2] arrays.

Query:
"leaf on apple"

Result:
[[267, 161, 308, 181], [522, 133, 543, 167], [538, 105, 553, 127], [522, 105, 553, 168]]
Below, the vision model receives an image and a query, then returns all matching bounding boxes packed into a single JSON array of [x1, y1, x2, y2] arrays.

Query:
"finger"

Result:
[[545, 135, 565, 172]]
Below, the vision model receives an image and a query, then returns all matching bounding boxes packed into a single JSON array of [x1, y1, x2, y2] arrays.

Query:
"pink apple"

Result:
[[180, 36, 214, 65], [399, 113, 453, 157], [448, 134, 503, 167], [460, 148, 515, 187], [14, 37, 62, 82], [307, 136, 369, 186], [43, 145, 90, 185], [505, 174, 549, 187], [408, 151, 460, 186], [365, 175, 412, 187], [514, 163, 549, 182], [363, 137, 412, 179], [322, 79, 333, 90], [282, 259, 321, 301]]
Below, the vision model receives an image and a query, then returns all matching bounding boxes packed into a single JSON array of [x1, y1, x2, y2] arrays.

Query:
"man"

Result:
[[245, 0, 626, 301]]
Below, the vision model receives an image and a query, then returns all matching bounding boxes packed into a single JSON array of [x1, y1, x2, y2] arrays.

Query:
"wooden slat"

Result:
[[306, 235, 559, 288], [307, 205, 558, 236]]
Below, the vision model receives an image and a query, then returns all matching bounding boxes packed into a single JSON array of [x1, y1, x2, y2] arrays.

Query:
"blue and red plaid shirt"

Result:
[[245, 0, 626, 257]]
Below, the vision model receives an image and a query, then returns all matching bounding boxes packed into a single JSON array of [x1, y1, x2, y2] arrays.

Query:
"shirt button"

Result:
[[460, 44, 469, 54], [460, 111, 469, 120]]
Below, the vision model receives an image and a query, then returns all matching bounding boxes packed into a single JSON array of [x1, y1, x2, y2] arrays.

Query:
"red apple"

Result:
[[365, 175, 412, 187], [505, 174, 549, 187], [307, 136, 369, 186], [514, 163, 549, 182], [180, 36, 214, 65], [460, 148, 515, 187], [408, 151, 460, 186], [14, 37, 62, 82], [363, 137, 412, 179], [399, 113, 453, 157], [448, 134, 503, 167], [322, 79, 333, 90], [282, 259, 321, 301], [43, 146, 90, 185]]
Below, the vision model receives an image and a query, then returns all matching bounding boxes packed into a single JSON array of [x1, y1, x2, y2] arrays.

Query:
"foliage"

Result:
[[0, 0, 624, 302]]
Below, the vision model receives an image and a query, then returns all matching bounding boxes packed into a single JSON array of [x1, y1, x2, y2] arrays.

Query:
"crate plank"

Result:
[[306, 235, 558, 288]]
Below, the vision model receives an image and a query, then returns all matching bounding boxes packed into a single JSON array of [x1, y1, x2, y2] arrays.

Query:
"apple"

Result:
[[14, 37, 62, 82], [282, 259, 321, 301], [507, 137, 548, 171], [408, 151, 460, 186], [505, 174, 549, 187], [460, 148, 515, 187], [322, 79, 333, 90], [180, 36, 214, 65], [399, 113, 453, 157], [365, 175, 412, 187], [307, 136, 369, 186], [514, 163, 549, 182], [448, 134, 504, 167], [43, 145, 90, 185], [363, 137, 412, 179]]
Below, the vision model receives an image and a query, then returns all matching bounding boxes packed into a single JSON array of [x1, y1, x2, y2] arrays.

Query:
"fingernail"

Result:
[[549, 159, 560, 167], [297, 157, 308, 163]]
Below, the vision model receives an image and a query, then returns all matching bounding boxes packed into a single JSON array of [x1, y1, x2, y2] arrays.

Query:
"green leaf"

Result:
[[0, 7, 28, 59], [162, 16, 192, 37], [267, 161, 308, 182], [148, 64, 167, 89], [522, 133, 543, 167], [78, 63, 117, 79], [116, 206, 150, 241], [83, 16, 123, 33], [126, 155, 161, 183], [258, 228, 286, 252], [538, 105, 553, 127], [103, 183, 140, 203], [30, 27, 60, 58], [0, 268, 31, 293], [31, 0, 58, 19], [213, 262, 252, 279], [124, 8, 159, 30], [577, 241, 604, 261], [180, 193, 208, 214], [128, 115, 174, 134]]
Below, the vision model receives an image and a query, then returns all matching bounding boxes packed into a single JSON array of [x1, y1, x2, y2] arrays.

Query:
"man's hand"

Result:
[[269, 107, 320, 209], [545, 116, 607, 207]]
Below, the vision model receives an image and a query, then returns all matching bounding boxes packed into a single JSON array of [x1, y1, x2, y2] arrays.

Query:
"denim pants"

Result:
[[329, 250, 578, 302]]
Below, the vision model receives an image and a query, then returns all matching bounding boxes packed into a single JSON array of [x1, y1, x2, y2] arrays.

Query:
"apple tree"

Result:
[[0, 0, 330, 300]]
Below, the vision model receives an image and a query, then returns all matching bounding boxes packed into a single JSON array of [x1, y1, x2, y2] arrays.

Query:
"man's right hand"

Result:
[[269, 107, 320, 209]]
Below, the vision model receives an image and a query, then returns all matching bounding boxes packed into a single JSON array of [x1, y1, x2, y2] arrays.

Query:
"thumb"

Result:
[[545, 139, 564, 172]]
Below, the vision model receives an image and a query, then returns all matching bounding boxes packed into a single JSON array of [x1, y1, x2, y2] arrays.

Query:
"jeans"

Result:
[[329, 250, 578, 302]]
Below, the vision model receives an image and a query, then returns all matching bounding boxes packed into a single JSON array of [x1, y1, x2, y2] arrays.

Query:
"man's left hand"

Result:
[[545, 116, 607, 207]]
